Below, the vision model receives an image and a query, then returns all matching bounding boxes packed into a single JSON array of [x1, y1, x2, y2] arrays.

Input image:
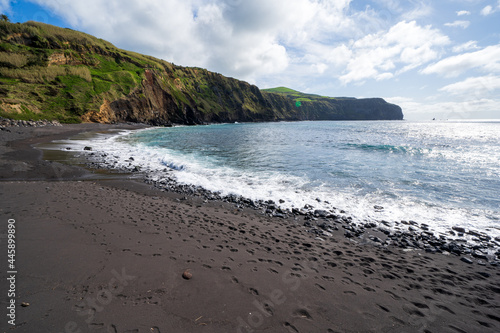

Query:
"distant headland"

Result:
[[0, 21, 403, 125]]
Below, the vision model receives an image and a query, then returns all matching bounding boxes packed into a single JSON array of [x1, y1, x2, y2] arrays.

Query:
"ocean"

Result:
[[45, 120, 500, 242]]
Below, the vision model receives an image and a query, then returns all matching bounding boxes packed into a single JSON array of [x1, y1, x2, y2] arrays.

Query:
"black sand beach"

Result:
[[1, 124, 499, 333]]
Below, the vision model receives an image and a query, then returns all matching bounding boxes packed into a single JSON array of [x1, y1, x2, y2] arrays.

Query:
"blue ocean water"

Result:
[[62, 120, 500, 238]]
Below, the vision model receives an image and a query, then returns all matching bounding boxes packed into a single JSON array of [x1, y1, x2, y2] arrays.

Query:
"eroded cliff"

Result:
[[0, 21, 403, 124]]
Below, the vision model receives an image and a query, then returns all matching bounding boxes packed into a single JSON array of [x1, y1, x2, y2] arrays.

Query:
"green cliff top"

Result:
[[0, 20, 403, 124]]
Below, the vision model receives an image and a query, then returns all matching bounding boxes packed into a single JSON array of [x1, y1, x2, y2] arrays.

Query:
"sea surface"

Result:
[[47, 120, 500, 240]]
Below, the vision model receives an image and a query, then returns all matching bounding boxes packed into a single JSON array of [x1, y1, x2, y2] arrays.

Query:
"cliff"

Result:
[[0, 21, 403, 124]]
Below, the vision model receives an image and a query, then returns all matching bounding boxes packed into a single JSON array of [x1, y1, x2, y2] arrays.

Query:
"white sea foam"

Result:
[[43, 125, 500, 246], [45, 124, 500, 243]]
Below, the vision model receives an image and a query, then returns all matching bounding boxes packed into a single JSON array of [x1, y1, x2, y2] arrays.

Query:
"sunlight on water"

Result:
[[46, 121, 500, 239]]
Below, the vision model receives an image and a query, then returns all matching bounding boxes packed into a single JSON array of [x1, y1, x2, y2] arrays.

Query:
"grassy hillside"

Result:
[[262, 86, 334, 103], [0, 21, 403, 124], [0, 20, 173, 122]]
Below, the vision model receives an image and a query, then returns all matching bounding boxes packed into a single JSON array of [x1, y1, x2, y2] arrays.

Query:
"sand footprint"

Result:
[[315, 283, 326, 291], [293, 308, 312, 320], [283, 322, 299, 332], [249, 288, 259, 296], [268, 268, 279, 274], [376, 304, 390, 312]]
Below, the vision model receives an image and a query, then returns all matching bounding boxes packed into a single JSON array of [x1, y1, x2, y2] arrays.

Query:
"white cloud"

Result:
[[481, 1, 500, 16], [0, 0, 11, 13], [376, 72, 394, 81], [444, 20, 470, 29], [311, 63, 328, 74], [371, 0, 433, 21], [440, 75, 500, 95], [456, 10, 470, 16], [422, 45, 500, 77], [339, 21, 449, 84], [22, 0, 371, 82], [25, 0, 442, 85], [452, 40, 479, 53], [25, 0, 319, 81], [400, 1, 434, 21], [481, 5, 493, 15]]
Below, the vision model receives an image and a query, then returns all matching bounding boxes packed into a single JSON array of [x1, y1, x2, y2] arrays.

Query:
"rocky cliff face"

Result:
[[1, 21, 403, 124], [83, 68, 403, 125]]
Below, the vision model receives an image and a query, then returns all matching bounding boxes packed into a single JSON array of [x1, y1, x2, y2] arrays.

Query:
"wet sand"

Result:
[[1, 124, 499, 333]]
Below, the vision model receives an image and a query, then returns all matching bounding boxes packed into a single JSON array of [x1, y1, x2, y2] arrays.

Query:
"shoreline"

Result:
[[38, 124, 500, 261], [1, 123, 500, 332]]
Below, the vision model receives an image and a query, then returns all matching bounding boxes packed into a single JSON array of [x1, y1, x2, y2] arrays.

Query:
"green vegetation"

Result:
[[0, 52, 29, 67], [262, 87, 300, 94], [0, 20, 170, 122], [0, 66, 91, 83], [0, 20, 268, 123], [262, 86, 336, 105], [0, 21, 403, 123]]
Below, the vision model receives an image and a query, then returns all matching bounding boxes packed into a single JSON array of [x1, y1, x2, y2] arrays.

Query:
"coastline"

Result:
[[38, 123, 500, 259], [1, 123, 500, 332]]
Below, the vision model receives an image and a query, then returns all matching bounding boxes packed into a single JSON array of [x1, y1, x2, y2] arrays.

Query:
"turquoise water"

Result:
[[64, 120, 500, 238]]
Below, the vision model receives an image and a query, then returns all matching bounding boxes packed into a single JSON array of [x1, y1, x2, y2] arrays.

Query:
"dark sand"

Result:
[[1, 124, 499, 333]]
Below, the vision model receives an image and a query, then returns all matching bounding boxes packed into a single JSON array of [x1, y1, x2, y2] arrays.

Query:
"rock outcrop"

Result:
[[84, 69, 403, 125], [0, 21, 403, 124]]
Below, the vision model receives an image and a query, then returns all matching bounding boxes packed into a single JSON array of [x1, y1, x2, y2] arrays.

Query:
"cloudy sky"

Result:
[[2, 0, 500, 120]]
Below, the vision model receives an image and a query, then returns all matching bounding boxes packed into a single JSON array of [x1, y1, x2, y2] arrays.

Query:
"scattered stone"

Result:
[[472, 250, 488, 260], [0, 117, 62, 128], [79, 143, 500, 262], [374, 205, 384, 210], [314, 210, 330, 218], [84, 146, 92, 151], [21, 302, 30, 307], [452, 226, 466, 233], [182, 270, 193, 280], [479, 235, 492, 242], [468, 230, 482, 237], [460, 257, 473, 264]]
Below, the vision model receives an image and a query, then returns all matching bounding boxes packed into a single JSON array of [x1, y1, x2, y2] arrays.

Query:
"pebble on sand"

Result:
[[182, 270, 193, 280]]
